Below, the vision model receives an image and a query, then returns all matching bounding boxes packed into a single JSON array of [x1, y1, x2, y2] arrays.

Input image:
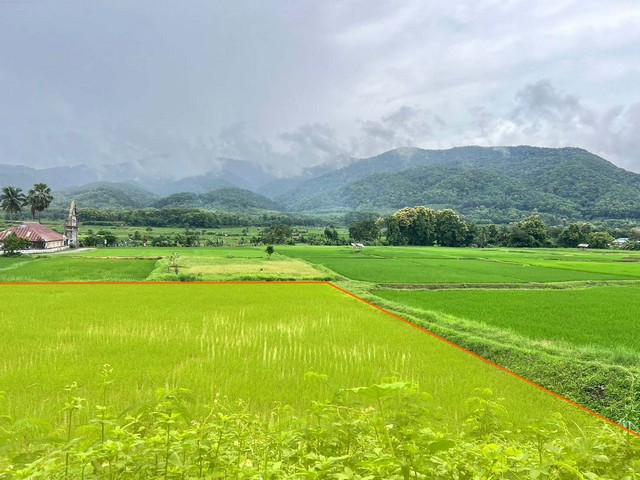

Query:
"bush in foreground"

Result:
[[1, 380, 639, 479]]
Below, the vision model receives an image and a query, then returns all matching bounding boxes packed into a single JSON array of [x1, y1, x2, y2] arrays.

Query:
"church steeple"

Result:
[[65, 200, 78, 247]]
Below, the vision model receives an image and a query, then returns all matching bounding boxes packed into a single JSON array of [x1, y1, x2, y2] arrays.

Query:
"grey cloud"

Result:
[[477, 81, 640, 172], [1, 1, 640, 177]]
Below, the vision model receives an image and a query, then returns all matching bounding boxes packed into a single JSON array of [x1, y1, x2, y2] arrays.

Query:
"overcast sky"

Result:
[[1, 0, 640, 177]]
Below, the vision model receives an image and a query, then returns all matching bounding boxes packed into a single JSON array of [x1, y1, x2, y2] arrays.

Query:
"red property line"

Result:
[[1, 279, 637, 436], [327, 282, 640, 438]]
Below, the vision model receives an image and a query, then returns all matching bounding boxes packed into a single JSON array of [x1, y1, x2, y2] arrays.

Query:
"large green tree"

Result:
[[259, 224, 293, 244], [509, 215, 549, 247], [24, 183, 54, 222], [386, 206, 437, 245], [556, 222, 593, 248], [588, 232, 614, 249], [0, 186, 27, 221], [348, 219, 380, 243], [434, 209, 468, 247], [0, 232, 30, 256]]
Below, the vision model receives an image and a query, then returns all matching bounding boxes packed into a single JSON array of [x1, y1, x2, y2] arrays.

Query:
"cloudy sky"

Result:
[[1, 0, 640, 177]]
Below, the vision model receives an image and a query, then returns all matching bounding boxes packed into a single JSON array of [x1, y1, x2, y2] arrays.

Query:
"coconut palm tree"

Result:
[[25, 183, 54, 222], [0, 186, 27, 221]]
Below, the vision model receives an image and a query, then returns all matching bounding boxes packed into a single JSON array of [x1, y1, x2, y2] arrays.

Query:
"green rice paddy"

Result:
[[0, 283, 604, 432], [280, 245, 640, 284], [374, 285, 640, 352], [0, 256, 157, 282]]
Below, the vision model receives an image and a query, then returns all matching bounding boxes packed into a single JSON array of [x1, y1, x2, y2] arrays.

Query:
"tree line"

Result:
[[0, 184, 54, 222], [347, 206, 640, 250]]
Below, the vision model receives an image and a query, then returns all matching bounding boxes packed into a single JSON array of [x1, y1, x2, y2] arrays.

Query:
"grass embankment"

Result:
[[0, 283, 605, 434]]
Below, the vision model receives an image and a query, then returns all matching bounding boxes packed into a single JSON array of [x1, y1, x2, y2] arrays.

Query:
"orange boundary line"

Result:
[[327, 282, 640, 437], [1, 279, 637, 436], [0, 281, 326, 286]]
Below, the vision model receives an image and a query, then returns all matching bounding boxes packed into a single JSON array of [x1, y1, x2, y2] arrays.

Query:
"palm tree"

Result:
[[25, 183, 54, 222], [0, 186, 27, 221]]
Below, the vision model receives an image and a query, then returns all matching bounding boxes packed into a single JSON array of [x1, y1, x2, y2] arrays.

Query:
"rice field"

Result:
[[146, 254, 332, 281], [0, 283, 606, 433], [0, 256, 157, 282], [0, 247, 331, 282], [374, 285, 640, 352], [279, 245, 640, 284]]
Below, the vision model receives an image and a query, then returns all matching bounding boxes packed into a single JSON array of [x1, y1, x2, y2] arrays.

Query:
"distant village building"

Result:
[[0, 201, 78, 253], [577, 243, 589, 250], [612, 237, 630, 247], [0, 223, 65, 250], [65, 200, 78, 247]]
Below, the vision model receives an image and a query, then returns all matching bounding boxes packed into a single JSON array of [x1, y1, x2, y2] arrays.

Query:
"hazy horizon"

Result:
[[1, 1, 639, 178]]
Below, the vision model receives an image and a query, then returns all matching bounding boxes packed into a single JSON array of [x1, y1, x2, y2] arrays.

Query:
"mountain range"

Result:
[[2, 146, 639, 223]]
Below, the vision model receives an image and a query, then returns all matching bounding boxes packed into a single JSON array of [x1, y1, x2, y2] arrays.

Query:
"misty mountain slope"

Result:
[[152, 173, 236, 196], [0, 157, 272, 195], [281, 146, 640, 221], [153, 188, 285, 213], [51, 182, 161, 209], [0, 164, 104, 190]]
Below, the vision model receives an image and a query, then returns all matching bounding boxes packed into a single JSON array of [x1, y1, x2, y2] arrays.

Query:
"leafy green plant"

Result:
[[2, 379, 639, 478]]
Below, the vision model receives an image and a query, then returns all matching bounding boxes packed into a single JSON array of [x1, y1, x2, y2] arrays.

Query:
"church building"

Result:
[[65, 200, 78, 247], [0, 201, 78, 252]]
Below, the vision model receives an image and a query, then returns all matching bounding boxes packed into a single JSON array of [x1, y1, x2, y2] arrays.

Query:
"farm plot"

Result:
[[279, 246, 638, 284], [0, 283, 605, 432], [374, 285, 640, 353], [146, 254, 332, 281], [0, 256, 157, 282]]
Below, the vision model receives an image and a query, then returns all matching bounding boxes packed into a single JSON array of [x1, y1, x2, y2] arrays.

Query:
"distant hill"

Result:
[[0, 157, 278, 196], [52, 182, 161, 210], [267, 146, 640, 222], [47, 183, 284, 214], [154, 188, 284, 213]]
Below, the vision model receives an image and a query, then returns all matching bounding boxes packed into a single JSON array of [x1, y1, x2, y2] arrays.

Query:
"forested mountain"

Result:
[[46, 183, 284, 214], [3, 146, 640, 223], [51, 182, 161, 210], [266, 146, 640, 222], [153, 188, 284, 213]]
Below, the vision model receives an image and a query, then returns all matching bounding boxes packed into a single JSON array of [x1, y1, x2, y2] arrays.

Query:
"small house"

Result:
[[0, 223, 66, 250], [612, 237, 630, 247], [577, 243, 589, 250]]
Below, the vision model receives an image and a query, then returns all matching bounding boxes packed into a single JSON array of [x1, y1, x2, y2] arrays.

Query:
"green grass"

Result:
[[279, 246, 640, 284], [0, 256, 157, 282], [0, 283, 605, 433], [0, 257, 31, 271], [373, 285, 640, 353]]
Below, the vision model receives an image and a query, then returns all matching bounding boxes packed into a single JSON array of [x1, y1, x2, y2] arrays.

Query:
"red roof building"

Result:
[[0, 223, 66, 250]]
